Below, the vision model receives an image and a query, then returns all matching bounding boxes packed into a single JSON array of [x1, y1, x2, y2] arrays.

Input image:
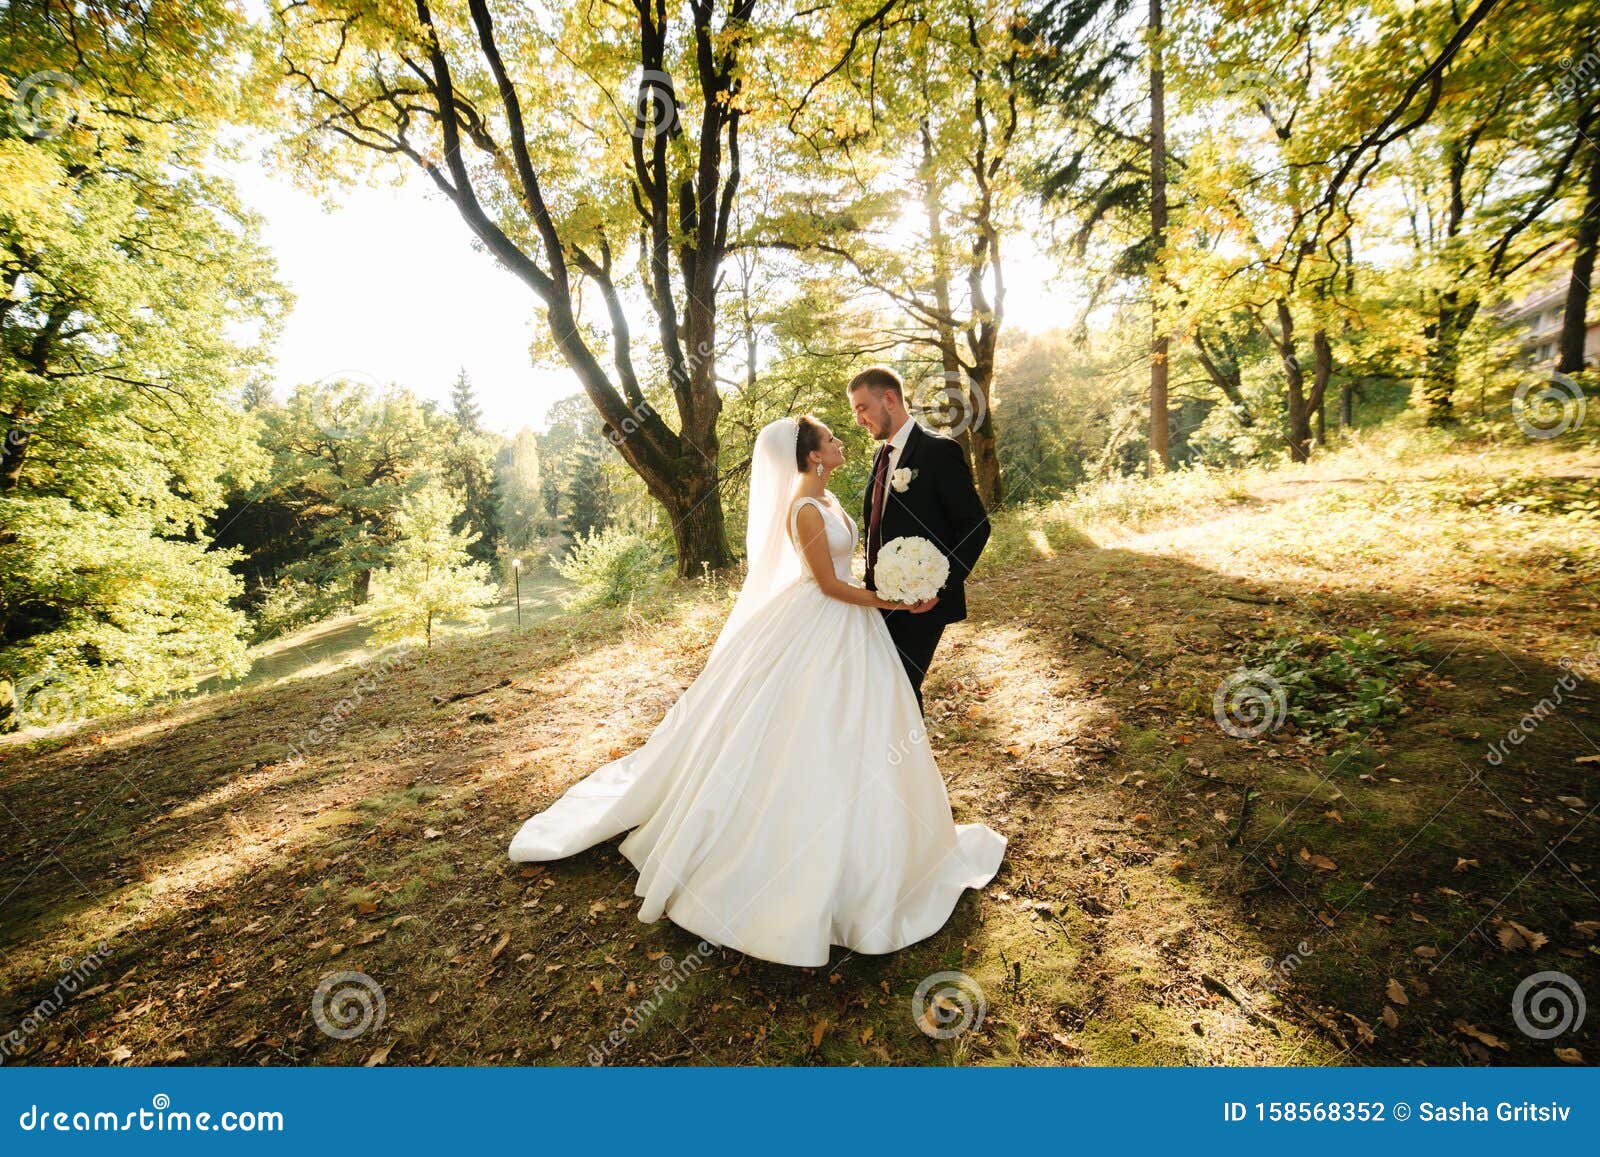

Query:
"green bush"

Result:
[[250, 579, 328, 642], [555, 524, 670, 611]]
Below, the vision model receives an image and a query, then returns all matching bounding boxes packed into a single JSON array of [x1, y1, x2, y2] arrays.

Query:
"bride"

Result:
[[507, 414, 1005, 967]]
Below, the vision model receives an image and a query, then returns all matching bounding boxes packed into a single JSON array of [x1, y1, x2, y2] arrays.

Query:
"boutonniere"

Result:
[[890, 466, 917, 493]]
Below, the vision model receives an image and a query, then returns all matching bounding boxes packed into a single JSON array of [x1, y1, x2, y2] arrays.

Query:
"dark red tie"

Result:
[[865, 443, 890, 586]]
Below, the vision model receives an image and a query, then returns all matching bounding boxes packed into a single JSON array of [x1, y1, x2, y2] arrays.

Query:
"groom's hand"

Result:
[[907, 596, 940, 614]]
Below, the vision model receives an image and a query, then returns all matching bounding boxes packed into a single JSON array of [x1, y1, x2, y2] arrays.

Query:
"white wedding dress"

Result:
[[508, 420, 1005, 967]]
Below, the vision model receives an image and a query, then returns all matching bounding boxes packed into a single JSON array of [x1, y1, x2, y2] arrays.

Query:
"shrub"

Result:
[[555, 524, 670, 611]]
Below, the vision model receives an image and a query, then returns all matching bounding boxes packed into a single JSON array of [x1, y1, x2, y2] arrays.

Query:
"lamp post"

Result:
[[511, 558, 522, 630]]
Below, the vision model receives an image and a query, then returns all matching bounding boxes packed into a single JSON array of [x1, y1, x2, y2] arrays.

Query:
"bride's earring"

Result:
[[815, 463, 823, 477]]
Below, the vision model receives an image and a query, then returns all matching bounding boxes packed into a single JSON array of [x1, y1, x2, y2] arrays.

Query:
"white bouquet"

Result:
[[874, 536, 949, 604]]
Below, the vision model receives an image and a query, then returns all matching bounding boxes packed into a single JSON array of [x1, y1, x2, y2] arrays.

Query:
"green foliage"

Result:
[[555, 525, 670, 612], [532, 396, 625, 543], [1412, 477, 1600, 523], [0, 0, 284, 727], [495, 427, 545, 556], [1245, 628, 1425, 742], [0, 498, 251, 726], [443, 370, 501, 565], [223, 378, 456, 627], [366, 481, 499, 647]]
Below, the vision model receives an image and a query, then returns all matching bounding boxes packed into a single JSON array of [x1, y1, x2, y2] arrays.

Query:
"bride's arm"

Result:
[[793, 505, 935, 612]]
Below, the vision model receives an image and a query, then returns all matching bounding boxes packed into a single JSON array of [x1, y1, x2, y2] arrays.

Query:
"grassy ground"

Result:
[[2, 427, 1597, 1067]]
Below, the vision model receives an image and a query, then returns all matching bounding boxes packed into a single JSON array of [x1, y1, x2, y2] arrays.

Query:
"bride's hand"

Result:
[[906, 596, 940, 614]]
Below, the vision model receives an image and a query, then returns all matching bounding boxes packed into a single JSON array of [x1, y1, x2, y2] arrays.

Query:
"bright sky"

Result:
[[220, 148, 1071, 438]]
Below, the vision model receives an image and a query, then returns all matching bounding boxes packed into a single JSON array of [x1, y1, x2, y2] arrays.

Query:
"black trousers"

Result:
[[881, 610, 946, 715]]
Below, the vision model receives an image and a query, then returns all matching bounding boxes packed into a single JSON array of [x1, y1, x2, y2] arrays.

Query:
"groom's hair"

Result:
[[847, 365, 904, 401]]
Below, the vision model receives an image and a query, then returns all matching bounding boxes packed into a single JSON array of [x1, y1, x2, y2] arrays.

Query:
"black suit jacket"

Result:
[[862, 422, 991, 625]]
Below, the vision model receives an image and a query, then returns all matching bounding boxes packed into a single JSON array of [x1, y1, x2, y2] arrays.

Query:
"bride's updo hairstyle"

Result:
[[794, 414, 826, 472]]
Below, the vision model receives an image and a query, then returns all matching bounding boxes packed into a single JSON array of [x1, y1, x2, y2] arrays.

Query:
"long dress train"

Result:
[[508, 494, 1004, 967]]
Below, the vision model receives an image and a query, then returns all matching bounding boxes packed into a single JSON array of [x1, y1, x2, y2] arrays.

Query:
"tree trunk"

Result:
[[665, 474, 736, 579], [967, 363, 1002, 509], [0, 425, 30, 494], [1558, 134, 1600, 373], [1312, 328, 1332, 447], [1422, 293, 1477, 424], [1193, 330, 1253, 426], [1421, 134, 1479, 425], [1273, 300, 1313, 463], [1147, 0, 1170, 474]]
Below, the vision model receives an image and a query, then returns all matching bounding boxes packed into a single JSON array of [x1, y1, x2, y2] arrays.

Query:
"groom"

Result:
[[849, 366, 991, 713]]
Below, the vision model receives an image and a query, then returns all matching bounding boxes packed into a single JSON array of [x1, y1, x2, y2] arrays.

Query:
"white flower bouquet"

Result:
[[874, 536, 949, 604]]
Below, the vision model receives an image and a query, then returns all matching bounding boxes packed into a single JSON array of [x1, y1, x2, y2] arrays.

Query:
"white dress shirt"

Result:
[[882, 416, 919, 480]]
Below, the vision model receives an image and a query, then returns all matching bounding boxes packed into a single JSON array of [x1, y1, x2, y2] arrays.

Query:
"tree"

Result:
[[1, 0, 285, 726], [444, 369, 501, 564], [494, 427, 545, 555], [567, 441, 615, 540], [367, 481, 498, 647], [273, 0, 770, 575], [221, 379, 454, 624], [769, 0, 1019, 504], [450, 367, 483, 431], [1021, 0, 1165, 465]]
